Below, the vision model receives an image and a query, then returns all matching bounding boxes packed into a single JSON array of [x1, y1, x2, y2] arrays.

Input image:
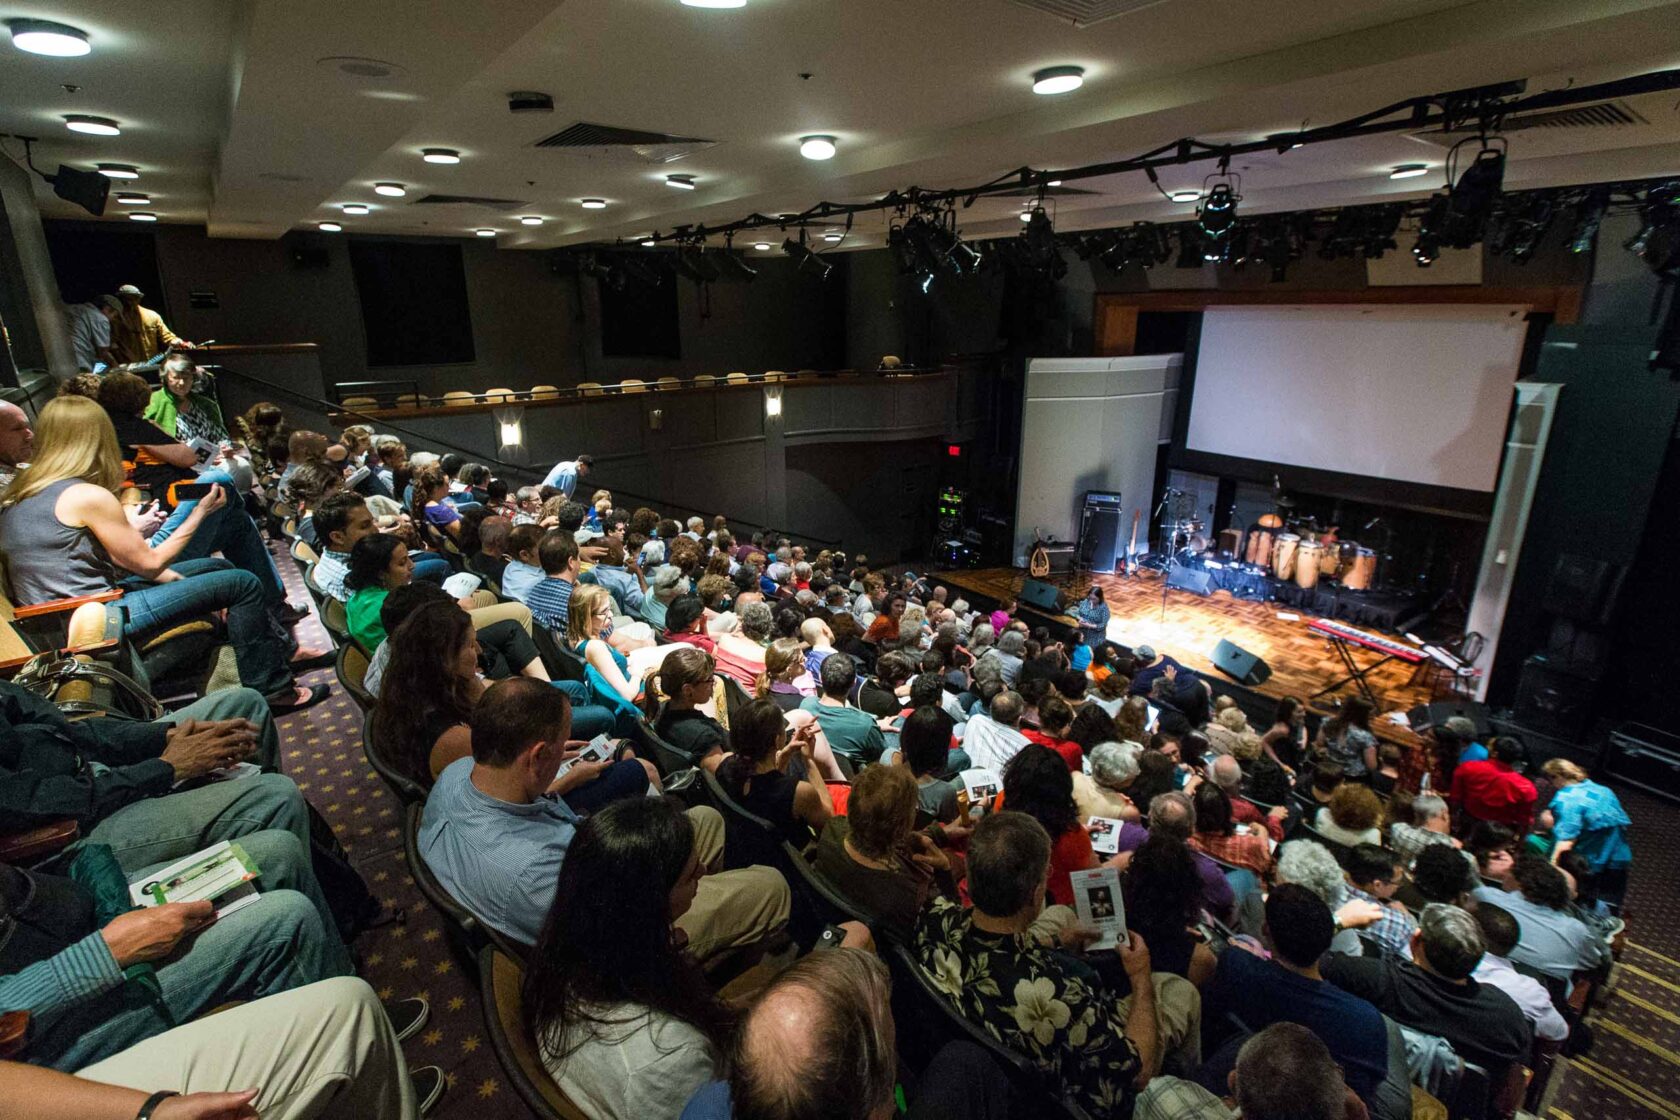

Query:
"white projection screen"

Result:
[[1185, 305, 1527, 492]]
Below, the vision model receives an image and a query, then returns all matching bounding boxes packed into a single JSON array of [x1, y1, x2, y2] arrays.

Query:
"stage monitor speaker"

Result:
[[1078, 490, 1124, 574], [1512, 655, 1598, 742], [1019, 578, 1062, 612], [1212, 639, 1272, 686], [1166, 562, 1212, 597], [1542, 554, 1625, 627], [1405, 700, 1493, 738]]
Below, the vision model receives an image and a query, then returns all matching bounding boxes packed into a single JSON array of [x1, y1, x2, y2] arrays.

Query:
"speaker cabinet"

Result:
[[1078, 490, 1124, 574], [1404, 700, 1493, 739], [1212, 639, 1272, 686], [1542, 554, 1626, 627], [1512, 655, 1599, 742], [1166, 562, 1212, 597], [1019, 578, 1062, 612]]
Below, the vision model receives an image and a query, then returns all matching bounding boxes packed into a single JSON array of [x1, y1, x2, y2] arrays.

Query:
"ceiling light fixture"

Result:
[[580, 198, 607, 209], [115, 192, 149, 205], [421, 147, 461, 164], [681, 0, 747, 6], [823, 232, 842, 242], [640, 238, 656, 247], [373, 182, 406, 197], [64, 114, 120, 136], [342, 203, 370, 215], [96, 163, 139, 180], [6, 18, 90, 56], [799, 135, 837, 161], [476, 228, 497, 237], [754, 242, 772, 251], [1047, 179, 1064, 187], [520, 215, 543, 226], [1019, 211, 1033, 223], [318, 221, 342, 232], [665, 174, 696, 190], [128, 212, 157, 222], [1170, 190, 1201, 203], [1031, 66, 1085, 95], [1389, 164, 1428, 180]]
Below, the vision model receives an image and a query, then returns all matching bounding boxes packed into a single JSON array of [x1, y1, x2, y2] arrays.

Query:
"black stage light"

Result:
[[1175, 228, 1204, 269], [887, 223, 920, 276], [1412, 194, 1452, 266], [616, 254, 664, 287], [782, 233, 834, 279], [1021, 207, 1058, 258], [901, 214, 947, 275], [51, 164, 110, 216], [1568, 187, 1610, 254], [1624, 182, 1680, 267], [674, 245, 720, 283], [1137, 222, 1173, 266], [1198, 183, 1239, 237], [1099, 233, 1132, 273], [712, 249, 758, 283], [1448, 146, 1505, 238]]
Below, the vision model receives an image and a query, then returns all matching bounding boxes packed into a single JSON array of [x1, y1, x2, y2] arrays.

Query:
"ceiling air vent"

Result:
[[533, 121, 715, 164], [411, 194, 528, 211], [1412, 100, 1649, 147], [1004, 0, 1172, 27]]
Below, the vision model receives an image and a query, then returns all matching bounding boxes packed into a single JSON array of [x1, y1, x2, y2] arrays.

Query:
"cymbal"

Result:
[[1275, 494, 1297, 508]]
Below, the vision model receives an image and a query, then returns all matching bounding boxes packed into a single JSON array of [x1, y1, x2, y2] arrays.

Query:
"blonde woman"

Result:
[[0, 397, 323, 711], [568, 583, 647, 730], [754, 637, 812, 712]]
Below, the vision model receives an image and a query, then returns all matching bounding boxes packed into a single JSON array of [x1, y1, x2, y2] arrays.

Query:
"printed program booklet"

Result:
[[554, 734, 615, 781], [959, 768, 1000, 818], [130, 841, 261, 918], [1069, 866, 1126, 951], [1087, 816, 1124, 856]]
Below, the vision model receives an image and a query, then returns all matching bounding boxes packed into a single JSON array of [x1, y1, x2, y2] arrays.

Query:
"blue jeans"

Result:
[[553, 680, 616, 741], [562, 757, 651, 814], [151, 471, 286, 606], [412, 552, 452, 584], [119, 557, 292, 696]]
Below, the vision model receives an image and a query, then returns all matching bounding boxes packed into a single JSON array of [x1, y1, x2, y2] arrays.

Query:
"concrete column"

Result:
[[0, 156, 76, 383], [760, 385, 787, 534]]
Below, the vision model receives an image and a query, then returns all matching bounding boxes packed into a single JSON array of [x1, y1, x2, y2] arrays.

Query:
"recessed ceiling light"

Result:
[[64, 114, 120, 136], [1019, 211, 1034, 223], [373, 182, 406, 197], [520, 215, 543, 226], [342, 203, 370, 215], [580, 198, 607, 209], [823, 232, 842, 242], [115, 192, 149, 205], [318, 221, 342, 232], [7, 18, 90, 56], [1389, 164, 1429, 180], [421, 147, 460, 164], [1031, 66, 1085, 95], [1170, 190, 1201, 203], [681, 0, 747, 7], [96, 163, 140, 180], [665, 174, 696, 190], [128, 212, 157, 222], [799, 135, 837, 161], [640, 238, 656, 247], [754, 242, 772, 251], [1047, 179, 1064, 187], [476, 228, 496, 237]]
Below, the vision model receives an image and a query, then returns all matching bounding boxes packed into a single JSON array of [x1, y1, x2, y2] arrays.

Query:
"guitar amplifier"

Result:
[[1078, 490, 1124, 574]]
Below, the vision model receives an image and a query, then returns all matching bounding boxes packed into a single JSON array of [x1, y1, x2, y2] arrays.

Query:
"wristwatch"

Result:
[[137, 1091, 180, 1120]]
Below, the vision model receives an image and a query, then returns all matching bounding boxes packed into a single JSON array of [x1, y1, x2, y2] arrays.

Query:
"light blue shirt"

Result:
[[419, 757, 579, 946], [1549, 780, 1632, 873], [592, 565, 644, 614], [500, 559, 544, 604], [1471, 885, 1609, 980], [542, 459, 582, 498]]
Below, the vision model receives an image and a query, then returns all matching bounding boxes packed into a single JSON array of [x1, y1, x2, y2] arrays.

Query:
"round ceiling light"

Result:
[[1031, 66, 1085, 95], [580, 198, 607, 209], [799, 135, 837, 161], [520, 215, 543, 226], [822, 232, 842, 242], [754, 242, 772, 251], [64, 114, 120, 136], [97, 163, 139, 180], [373, 182, 406, 197], [1019, 211, 1034, 223], [640, 238, 656, 247], [1047, 179, 1064, 187], [115, 192, 149, 205], [1169, 189, 1201, 203], [127, 212, 157, 222], [318, 221, 342, 232], [1389, 163, 1429, 180], [476, 228, 497, 237], [665, 174, 696, 190], [342, 203, 370, 215], [421, 147, 460, 164], [681, 0, 747, 7], [7, 18, 90, 56]]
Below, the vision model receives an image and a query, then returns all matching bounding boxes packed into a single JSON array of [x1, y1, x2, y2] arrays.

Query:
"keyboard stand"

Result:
[[1309, 635, 1395, 708]]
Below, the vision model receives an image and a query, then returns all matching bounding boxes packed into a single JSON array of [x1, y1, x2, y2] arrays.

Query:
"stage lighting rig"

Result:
[[1568, 187, 1610, 254], [1018, 206, 1064, 277], [711, 240, 759, 283], [781, 229, 834, 279], [1624, 181, 1680, 269]]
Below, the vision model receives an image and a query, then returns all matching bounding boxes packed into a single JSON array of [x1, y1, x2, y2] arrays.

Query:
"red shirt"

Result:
[[1047, 825, 1095, 907], [1021, 728, 1083, 773], [1448, 759, 1537, 829], [664, 629, 716, 653], [1231, 795, 1284, 842]]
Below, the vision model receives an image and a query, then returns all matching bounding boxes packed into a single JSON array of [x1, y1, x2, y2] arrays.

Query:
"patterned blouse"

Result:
[[912, 897, 1141, 1118]]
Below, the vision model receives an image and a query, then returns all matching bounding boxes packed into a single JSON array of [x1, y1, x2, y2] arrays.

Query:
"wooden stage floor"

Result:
[[934, 566, 1437, 746]]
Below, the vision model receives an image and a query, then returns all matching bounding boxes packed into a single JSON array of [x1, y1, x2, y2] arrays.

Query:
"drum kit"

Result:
[[1158, 489, 1384, 594]]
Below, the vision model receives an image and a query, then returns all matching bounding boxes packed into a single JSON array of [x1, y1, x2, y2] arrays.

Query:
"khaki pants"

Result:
[[77, 977, 416, 1120], [467, 596, 533, 636], [677, 806, 792, 964], [1121, 972, 1203, 1072]]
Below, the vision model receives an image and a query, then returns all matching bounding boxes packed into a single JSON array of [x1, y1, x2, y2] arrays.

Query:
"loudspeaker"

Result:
[[1078, 490, 1124, 574], [1542, 554, 1625, 627], [1512, 655, 1599, 742], [1018, 578, 1062, 612], [1212, 639, 1272, 686], [1165, 562, 1212, 597], [1404, 700, 1493, 738]]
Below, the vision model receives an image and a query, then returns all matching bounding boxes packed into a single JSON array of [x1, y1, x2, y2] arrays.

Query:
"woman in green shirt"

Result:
[[344, 533, 413, 650]]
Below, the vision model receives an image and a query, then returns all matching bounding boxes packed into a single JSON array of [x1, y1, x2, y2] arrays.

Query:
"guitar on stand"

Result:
[[1122, 509, 1142, 576]]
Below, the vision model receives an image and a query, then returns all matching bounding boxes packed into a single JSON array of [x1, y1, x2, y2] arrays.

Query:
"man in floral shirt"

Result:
[[911, 810, 1185, 1118]]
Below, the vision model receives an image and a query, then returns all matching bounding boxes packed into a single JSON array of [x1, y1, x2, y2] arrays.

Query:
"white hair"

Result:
[[1090, 742, 1140, 789], [407, 451, 439, 471], [1276, 841, 1346, 905]]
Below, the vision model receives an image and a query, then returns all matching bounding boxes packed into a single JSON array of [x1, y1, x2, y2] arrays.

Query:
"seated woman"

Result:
[[1021, 694, 1082, 772], [1233, 728, 1294, 807], [650, 646, 729, 768], [715, 699, 835, 846], [896, 706, 963, 822], [1002, 744, 1110, 907], [755, 637, 811, 712], [857, 651, 914, 717], [0, 396, 323, 712], [1072, 741, 1142, 823], [523, 798, 734, 1120], [712, 600, 773, 685], [374, 602, 645, 800], [570, 583, 654, 731], [1314, 783, 1386, 848], [863, 592, 906, 647], [410, 464, 460, 545], [343, 533, 414, 652], [1123, 832, 1217, 988], [812, 762, 962, 942], [1188, 783, 1274, 877]]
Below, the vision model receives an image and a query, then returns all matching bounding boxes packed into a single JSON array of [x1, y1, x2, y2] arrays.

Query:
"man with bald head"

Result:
[[0, 401, 33, 490], [1208, 753, 1285, 841]]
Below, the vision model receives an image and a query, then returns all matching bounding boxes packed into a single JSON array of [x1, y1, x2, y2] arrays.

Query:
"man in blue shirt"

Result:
[[499, 523, 547, 604], [799, 653, 888, 766], [540, 453, 592, 498], [525, 530, 579, 634], [1444, 716, 1487, 764], [589, 540, 647, 615], [420, 679, 788, 954]]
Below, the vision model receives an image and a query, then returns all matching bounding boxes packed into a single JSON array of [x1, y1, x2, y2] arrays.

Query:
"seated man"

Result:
[[1199, 885, 1391, 1106], [1323, 904, 1532, 1083], [800, 653, 888, 768], [1447, 737, 1537, 831], [420, 678, 789, 956], [959, 689, 1030, 773], [312, 490, 450, 601], [1111, 792, 1238, 924], [590, 540, 647, 616], [497, 523, 547, 604], [1471, 856, 1609, 981], [1388, 793, 1458, 865], [664, 594, 718, 652], [524, 529, 579, 634], [471, 514, 511, 584], [1137, 1022, 1372, 1120], [1342, 844, 1418, 960], [1471, 903, 1570, 1044], [912, 810, 1201, 1120]]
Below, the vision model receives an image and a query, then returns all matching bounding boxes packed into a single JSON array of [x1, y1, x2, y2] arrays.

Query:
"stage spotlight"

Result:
[[887, 223, 920, 276], [1098, 233, 1132, 273], [1624, 182, 1680, 270], [782, 233, 834, 278], [1135, 222, 1172, 266], [1175, 228, 1204, 269], [712, 248, 759, 283], [1568, 187, 1610, 254], [1021, 207, 1057, 257], [674, 245, 721, 283], [1197, 182, 1238, 237]]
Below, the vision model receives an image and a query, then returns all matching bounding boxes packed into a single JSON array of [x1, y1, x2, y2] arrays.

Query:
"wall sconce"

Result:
[[765, 388, 783, 418], [494, 406, 525, 462]]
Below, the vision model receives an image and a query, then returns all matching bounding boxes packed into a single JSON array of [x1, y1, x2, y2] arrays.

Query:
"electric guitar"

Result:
[[1124, 509, 1141, 575]]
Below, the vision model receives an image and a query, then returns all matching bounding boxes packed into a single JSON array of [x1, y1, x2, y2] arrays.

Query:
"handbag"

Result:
[[10, 653, 164, 723]]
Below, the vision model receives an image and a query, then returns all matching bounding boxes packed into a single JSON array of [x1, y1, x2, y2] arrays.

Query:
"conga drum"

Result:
[[1272, 533, 1300, 580], [1246, 526, 1275, 567], [1343, 547, 1378, 590], [1320, 541, 1343, 577], [1295, 541, 1323, 588]]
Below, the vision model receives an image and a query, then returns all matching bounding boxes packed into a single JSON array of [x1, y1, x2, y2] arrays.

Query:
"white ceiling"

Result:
[[3, 0, 1679, 251]]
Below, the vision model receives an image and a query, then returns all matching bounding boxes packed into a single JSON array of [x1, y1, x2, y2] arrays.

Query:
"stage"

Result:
[[933, 565, 1440, 749]]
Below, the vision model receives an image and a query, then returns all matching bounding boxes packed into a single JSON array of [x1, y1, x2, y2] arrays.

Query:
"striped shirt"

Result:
[[0, 931, 124, 1067], [526, 576, 574, 634]]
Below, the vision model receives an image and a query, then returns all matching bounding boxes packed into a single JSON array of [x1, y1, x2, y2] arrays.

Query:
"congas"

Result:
[[1272, 533, 1300, 580], [1295, 541, 1323, 588], [1246, 527, 1275, 567], [1218, 527, 1244, 557], [1343, 547, 1378, 590], [1321, 540, 1344, 577]]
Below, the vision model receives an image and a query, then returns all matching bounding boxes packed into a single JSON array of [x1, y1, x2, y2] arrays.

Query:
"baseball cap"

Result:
[[574, 527, 605, 545], [96, 294, 123, 313], [116, 284, 144, 297], [1134, 644, 1157, 661]]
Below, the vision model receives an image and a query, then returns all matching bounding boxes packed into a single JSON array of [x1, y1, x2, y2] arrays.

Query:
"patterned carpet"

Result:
[[269, 542, 1677, 1120]]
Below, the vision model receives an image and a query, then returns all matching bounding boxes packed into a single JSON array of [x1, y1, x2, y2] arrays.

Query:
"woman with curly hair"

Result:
[[1314, 783, 1385, 847]]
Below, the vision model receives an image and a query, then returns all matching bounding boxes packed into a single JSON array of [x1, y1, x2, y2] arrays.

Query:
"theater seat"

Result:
[[335, 643, 375, 712], [618, 378, 648, 394], [725, 371, 748, 384], [395, 393, 423, 408], [442, 391, 477, 407], [529, 384, 560, 399], [656, 377, 682, 389], [576, 382, 604, 396], [693, 374, 718, 387], [339, 396, 378, 410], [482, 387, 516, 403], [479, 947, 593, 1120]]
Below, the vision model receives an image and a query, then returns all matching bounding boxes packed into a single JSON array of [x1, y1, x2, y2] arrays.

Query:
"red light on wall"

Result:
[[947, 444, 961, 457]]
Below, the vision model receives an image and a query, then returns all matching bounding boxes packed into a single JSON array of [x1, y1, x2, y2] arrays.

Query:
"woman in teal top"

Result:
[[567, 583, 644, 732], [343, 533, 413, 651]]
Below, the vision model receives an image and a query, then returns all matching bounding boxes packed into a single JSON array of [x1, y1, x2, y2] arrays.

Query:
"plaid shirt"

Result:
[[1345, 884, 1418, 958], [1136, 1076, 1235, 1120], [1389, 822, 1455, 865]]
